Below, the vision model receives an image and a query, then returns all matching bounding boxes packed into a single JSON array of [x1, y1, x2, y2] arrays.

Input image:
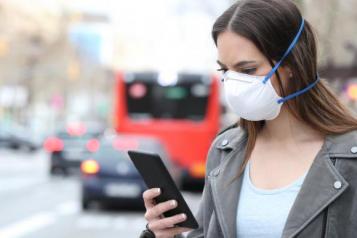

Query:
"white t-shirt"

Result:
[[236, 160, 307, 238]]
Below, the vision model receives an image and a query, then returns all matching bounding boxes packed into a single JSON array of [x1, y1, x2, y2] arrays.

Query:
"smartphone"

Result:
[[128, 150, 199, 229]]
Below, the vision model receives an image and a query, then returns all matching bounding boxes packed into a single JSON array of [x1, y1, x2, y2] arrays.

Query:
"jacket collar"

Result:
[[210, 129, 357, 238], [325, 129, 357, 158], [215, 127, 248, 151]]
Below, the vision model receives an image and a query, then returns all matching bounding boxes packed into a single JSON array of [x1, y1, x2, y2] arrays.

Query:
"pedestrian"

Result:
[[140, 0, 357, 237]]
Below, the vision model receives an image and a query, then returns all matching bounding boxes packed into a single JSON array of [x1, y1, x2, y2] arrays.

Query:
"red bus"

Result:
[[114, 71, 220, 188]]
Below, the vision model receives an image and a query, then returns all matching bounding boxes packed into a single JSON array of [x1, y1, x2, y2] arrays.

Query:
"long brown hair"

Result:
[[212, 0, 357, 176]]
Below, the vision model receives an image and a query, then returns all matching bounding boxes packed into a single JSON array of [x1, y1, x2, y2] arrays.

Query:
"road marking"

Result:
[[77, 214, 146, 231], [0, 212, 56, 238], [77, 214, 113, 229], [112, 217, 146, 230], [0, 178, 46, 193], [0, 198, 196, 236], [0, 201, 79, 238], [55, 201, 80, 216]]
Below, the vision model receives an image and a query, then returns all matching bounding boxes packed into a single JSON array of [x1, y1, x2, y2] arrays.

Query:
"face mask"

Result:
[[222, 19, 320, 121]]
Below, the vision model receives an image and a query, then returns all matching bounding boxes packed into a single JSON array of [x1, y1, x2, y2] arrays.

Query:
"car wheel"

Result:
[[10, 143, 20, 150], [50, 167, 66, 176], [50, 167, 57, 175], [82, 199, 90, 210]]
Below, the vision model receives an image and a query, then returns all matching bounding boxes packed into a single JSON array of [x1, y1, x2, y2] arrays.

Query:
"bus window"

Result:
[[125, 74, 211, 121]]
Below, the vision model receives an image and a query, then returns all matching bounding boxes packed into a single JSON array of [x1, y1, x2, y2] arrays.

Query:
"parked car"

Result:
[[0, 123, 40, 152], [80, 133, 182, 210], [43, 122, 104, 175]]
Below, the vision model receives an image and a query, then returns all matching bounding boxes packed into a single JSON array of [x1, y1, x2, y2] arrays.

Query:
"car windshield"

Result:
[[93, 145, 126, 161], [57, 131, 98, 141]]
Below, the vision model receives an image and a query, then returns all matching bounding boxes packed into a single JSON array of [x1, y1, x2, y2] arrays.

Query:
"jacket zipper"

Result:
[[321, 158, 337, 238]]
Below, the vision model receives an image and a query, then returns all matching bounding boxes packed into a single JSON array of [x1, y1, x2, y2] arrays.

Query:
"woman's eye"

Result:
[[241, 68, 256, 75], [217, 68, 228, 73]]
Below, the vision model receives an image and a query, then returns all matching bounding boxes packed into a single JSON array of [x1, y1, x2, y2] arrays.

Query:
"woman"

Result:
[[141, 0, 357, 237]]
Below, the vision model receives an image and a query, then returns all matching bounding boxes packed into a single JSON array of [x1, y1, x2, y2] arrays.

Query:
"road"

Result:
[[0, 149, 201, 238]]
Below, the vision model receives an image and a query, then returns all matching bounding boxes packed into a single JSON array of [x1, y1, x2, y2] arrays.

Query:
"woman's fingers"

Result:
[[142, 188, 191, 237], [148, 213, 187, 230], [143, 188, 161, 209], [145, 199, 178, 220]]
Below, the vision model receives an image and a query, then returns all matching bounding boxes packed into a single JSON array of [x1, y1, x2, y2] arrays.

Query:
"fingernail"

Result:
[[171, 200, 177, 207], [157, 188, 161, 194], [181, 213, 187, 220]]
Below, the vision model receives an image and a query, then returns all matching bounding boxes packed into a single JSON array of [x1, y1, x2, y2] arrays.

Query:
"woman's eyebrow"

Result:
[[233, 60, 257, 68], [216, 60, 257, 68], [216, 60, 226, 68]]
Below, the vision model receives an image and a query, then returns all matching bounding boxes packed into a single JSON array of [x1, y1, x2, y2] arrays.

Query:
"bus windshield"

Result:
[[125, 76, 211, 121]]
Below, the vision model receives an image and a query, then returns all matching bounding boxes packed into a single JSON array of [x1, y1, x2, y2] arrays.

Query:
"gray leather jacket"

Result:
[[180, 126, 357, 238]]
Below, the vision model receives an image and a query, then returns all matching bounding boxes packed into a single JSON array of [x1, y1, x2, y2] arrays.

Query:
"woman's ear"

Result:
[[285, 66, 293, 78], [277, 65, 293, 81], [274, 65, 293, 95]]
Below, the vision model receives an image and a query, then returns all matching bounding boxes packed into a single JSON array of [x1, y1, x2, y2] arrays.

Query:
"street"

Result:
[[0, 149, 202, 238]]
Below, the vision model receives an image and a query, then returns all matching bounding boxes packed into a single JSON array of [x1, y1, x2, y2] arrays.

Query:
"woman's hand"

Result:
[[143, 188, 192, 238]]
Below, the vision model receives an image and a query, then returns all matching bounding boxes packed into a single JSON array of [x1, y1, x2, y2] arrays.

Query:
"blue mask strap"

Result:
[[263, 19, 305, 84], [277, 74, 320, 104]]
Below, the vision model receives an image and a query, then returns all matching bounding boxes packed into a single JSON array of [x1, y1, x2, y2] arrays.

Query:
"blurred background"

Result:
[[0, 0, 356, 237]]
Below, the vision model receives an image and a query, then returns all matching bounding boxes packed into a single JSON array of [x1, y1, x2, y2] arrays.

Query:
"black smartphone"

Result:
[[128, 150, 199, 229]]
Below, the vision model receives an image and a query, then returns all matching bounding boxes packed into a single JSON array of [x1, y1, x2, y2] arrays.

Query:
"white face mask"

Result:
[[223, 70, 282, 121], [221, 18, 320, 121]]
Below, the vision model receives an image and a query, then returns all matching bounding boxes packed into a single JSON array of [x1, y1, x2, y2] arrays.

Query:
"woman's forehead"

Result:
[[217, 31, 263, 66]]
